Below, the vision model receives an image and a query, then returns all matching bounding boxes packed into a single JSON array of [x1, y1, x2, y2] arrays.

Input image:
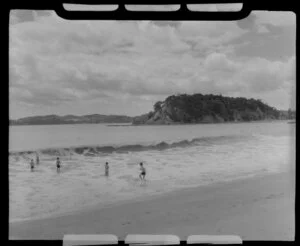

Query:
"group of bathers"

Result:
[[29, 157, 147, 179]]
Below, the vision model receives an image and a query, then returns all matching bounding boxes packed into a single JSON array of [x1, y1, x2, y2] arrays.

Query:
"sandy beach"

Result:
[[9, 170, 295, 241]]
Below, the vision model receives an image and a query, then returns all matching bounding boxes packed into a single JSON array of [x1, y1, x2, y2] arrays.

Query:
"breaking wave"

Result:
[[9, 135, 253, 157]]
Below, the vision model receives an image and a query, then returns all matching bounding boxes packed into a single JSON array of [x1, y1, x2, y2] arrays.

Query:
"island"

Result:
[[132, 93, 295, 125]]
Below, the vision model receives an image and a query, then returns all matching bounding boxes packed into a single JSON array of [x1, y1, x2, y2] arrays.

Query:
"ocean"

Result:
[[9, 121, 295, 222]]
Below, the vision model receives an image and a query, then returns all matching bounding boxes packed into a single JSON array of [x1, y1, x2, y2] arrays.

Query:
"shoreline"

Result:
[[131, 119, 292, 126], [9, 172, 274, 223], [10, 119, 293, 127], [10, 171, 295, 240]]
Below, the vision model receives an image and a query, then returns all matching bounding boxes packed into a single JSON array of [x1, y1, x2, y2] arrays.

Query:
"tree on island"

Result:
[[132, 93, 287, 125], [154, 101, 163, 111]]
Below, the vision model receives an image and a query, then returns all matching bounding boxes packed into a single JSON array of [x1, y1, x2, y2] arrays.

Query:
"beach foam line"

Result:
[[125, 234, 180, 245], [187, 235, 242, 244], [63, 234, 118, 246], [9, 134, 253, 156]]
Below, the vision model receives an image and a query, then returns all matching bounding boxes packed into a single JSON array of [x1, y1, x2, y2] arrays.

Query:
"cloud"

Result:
[[9, 10, 296, 118], [151, 21, 182, 28], [238, 11, 296, 36], [9, 10, 36, 24], [236, 58, 286, 92], [257, 25, 269, 33], [254, 11, 296, 27], [237, 12, 271, 34], [204, 52, 238, 71]]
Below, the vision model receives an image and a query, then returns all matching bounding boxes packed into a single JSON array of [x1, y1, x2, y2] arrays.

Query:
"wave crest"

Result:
[[9, 135, 252, 157]]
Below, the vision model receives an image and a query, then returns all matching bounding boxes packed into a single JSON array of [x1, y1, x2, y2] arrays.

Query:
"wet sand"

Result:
[[9, 171, 295, 241]]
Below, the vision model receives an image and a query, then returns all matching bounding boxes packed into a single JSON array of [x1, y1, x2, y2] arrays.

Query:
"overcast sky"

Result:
[[9, 9, 295, 119]]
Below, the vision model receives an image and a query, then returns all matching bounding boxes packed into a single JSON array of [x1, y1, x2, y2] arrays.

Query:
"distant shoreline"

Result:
[[10, 122, 132, 127], [130, 118, 291, 126], [10, 119, 292, 127]]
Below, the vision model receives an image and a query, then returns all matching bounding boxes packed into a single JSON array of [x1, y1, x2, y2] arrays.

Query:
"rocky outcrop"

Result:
[[132, 93, 292, 125]]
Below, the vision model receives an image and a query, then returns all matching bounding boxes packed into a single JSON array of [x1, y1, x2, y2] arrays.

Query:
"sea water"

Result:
[[9, 121, 295, 222]]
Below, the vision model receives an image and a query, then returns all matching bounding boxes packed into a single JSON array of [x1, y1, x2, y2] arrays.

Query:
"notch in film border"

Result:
[[63, 234, 243, 245]]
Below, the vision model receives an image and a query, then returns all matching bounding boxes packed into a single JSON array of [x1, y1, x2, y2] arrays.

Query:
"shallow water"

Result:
[[9, 121, 295, 221]]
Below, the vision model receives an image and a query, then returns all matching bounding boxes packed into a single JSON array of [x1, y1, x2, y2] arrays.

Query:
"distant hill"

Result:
[[10, 94, 296, 126], [10, 114, 133, 126], [132, 93, 295, 125]]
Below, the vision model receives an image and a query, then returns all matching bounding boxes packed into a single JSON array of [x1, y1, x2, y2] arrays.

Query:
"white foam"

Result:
[[9, 121, 295, 221]]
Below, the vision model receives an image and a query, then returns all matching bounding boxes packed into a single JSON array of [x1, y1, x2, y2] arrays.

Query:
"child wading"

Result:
[[30, 159, 34, 172], [105, 162, 109, 176], [56, 157, 61, 173], [139, 162, 146, 183]]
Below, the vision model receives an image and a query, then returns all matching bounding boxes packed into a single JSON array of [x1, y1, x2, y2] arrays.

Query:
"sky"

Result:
[[9, 8, 296, 119]]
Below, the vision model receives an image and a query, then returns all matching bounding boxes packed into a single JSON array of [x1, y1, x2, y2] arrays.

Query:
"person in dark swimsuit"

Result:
[[56, 157, 61, 173], [105, 162, 109, 176], [139, 162, 146, 181], [30, 159, 34, 172]]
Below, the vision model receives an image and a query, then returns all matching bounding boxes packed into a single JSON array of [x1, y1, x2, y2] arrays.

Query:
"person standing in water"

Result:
[[139, 162, 146, 183], [30, 159, 34, 172], [56, 157, 61, 173], [105, 162, 109, 176], [36, 153, 39, 165]]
